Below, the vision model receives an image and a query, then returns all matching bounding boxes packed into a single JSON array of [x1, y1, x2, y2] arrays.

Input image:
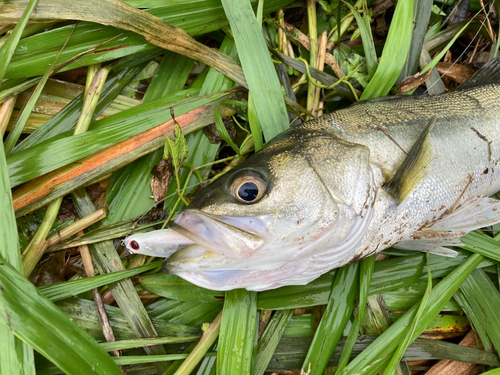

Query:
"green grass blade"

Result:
[[0, 110, 22, 283], [0, 0, 37, 82], [175, 312, 222, 375], [384, 254, 432, 374], [163, 36, 237, 212], [139, 274, 225, 303], [421, 18, 474, 75], [8, 89, 220, 188], [336, 256, 375, 373], [0, 101, 35, 374], [342, 2, 378, 79], [57, 298, 201, 341], [459, 269, 500, 356], [103, 51, 194, 224], [4, 27, 65, 156], [460, 231, 500, 262], [146, 298, 222, 327], [399, 0, 433, 80], [339, 253, 484, 375], [255, 309, 294, 375], [221, 0, 288, 140], [383, 280, 461, 312], [13, 63, 147, 153], [40, 260, 162, 302], [454, 288, 494, 352], [424, 18, 486, 55], [218, 289, 258, 374], [2, 0, 293, 79], [360, 0, 414, 100], [480, 368, 500, 375], [0, 255, 122, 374], [71, 191, 169, 373], [112, 353, 216, 365], [100, 336, 200, 352], [302, 263, 359, 374], [248, 93, 264, 151]]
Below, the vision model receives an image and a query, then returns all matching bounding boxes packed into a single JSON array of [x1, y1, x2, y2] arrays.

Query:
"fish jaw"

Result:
[[172, 210, 268, 260], [163, 256, 315, 291]]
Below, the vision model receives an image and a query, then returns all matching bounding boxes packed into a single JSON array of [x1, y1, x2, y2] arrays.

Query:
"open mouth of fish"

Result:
[[162, 210, 290, 290]]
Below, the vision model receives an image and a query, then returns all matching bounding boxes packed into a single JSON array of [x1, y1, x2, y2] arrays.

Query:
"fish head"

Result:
[[165, 124, 378, 290]]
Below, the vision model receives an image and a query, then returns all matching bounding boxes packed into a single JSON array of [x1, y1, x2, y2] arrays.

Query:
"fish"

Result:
[[125, 58, 500, 291]]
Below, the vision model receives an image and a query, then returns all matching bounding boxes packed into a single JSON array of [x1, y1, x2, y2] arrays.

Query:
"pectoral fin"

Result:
[[385, 117, 436, 204], [393, 239, 460, 257], [430, 196, 500, 232], [394, 196, 500, 257]]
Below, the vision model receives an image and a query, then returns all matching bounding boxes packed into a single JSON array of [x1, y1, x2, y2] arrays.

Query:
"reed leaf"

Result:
[[0, 256, 122, 374], [360, 0, 414, 99]]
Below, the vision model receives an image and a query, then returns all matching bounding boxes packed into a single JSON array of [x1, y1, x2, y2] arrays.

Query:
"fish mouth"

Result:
[[162, 257, 313, 291], [164, 210, 275, 290], [169, 210, 268, 260]]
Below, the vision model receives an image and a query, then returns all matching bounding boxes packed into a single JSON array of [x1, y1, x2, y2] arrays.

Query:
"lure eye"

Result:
[[230, 175, 267, 203], [130, 240, 140, 250]]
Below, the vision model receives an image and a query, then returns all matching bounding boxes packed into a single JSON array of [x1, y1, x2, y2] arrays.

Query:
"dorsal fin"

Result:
[[385, 117, 436, 204], [458, 57, 500, 90]]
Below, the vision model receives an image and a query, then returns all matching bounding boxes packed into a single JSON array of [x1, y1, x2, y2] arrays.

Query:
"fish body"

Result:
[[126, 59, 500, 291]]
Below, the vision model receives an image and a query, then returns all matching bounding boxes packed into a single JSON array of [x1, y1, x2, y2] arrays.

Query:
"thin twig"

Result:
[[314, 31, 328, 117], [78, 235, 123, 365], [282, 22, 344, 79]]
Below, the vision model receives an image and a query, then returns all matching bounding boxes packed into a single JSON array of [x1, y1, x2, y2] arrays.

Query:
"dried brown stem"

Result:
[[0, 95, 16, 136], [425, 331, 483, 375], [283, 22, 345, 79], [79, 236, 121, 360], [314, 31, 328, 117]]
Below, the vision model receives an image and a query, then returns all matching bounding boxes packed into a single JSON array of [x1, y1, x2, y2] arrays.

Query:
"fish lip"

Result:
[[172, 210, 267, 260]]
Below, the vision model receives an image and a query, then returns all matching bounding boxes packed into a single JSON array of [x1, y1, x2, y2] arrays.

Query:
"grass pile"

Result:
[[1, 0, 500, 374]]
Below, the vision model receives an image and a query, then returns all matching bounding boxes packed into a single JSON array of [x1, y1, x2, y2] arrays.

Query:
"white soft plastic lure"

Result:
[[124, 229, 194, 258]]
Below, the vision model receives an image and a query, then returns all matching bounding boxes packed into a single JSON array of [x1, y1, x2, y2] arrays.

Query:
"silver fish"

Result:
[[126, 59, 500, 291]]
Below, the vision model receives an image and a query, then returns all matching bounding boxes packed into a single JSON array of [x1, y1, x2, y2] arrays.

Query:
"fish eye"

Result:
[[230, 175, 267, 203], [130, 240, 140, 250]]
